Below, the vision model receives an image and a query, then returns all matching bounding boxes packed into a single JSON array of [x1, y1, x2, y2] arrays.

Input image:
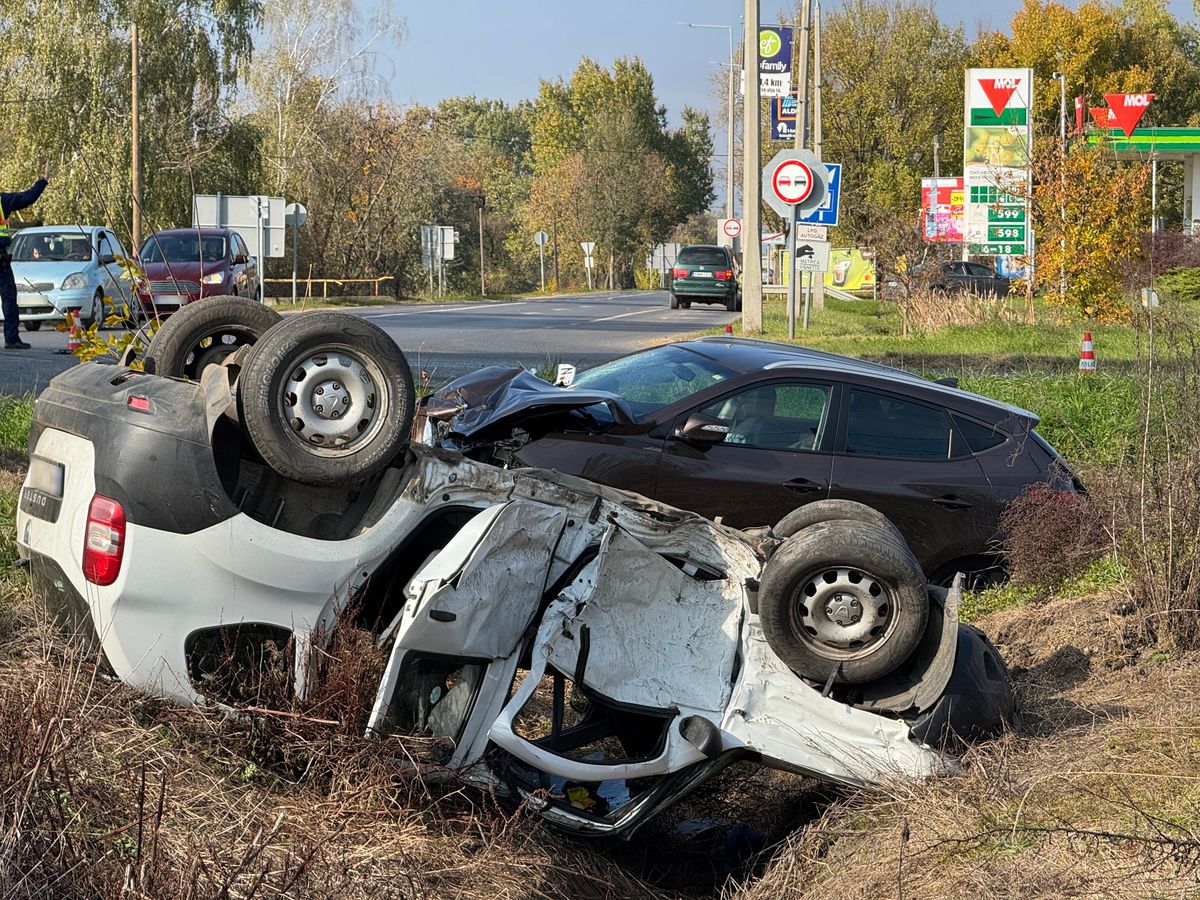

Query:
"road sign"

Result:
[[793, 240, 831, 273], [793, 223, 827, 241], [762, 149, 828, 219], [285, 202, 308, 227], [799, 163, 842, 227], [533, 230, 548, 246], [580, 241, 596, 257], [1104, 93, 1154, 136], [722, 218, 742, 239]]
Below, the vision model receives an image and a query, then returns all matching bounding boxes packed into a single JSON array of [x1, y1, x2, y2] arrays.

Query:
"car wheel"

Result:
[[928, 555, 1007, 591], [239, 312, 415, 486], [143, 295, 281, 379], [680, 299, 692, 310], [772, 499, 903, 543], [23, 321, 41, 332], [724, 293, 738, 312], [669, 294, 679, 310], [758, 520, 929, 685], [80, 290, 103, 329]]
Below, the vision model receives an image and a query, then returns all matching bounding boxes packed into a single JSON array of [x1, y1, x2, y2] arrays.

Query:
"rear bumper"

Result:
[[671, 280, 736, 299]]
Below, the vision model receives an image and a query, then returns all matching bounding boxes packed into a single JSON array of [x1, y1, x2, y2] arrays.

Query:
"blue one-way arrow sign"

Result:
[[800, 163, 841, 227]]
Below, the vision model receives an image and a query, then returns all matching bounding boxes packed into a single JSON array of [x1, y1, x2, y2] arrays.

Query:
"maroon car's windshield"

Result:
[[140, 235, 226, 264], [571, 345, 736, 416]]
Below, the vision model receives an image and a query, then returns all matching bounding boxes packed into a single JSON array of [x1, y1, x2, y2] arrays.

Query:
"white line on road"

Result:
[[591, 307, 667, 323]]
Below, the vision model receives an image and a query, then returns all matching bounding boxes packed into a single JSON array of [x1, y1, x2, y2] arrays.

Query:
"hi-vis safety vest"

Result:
[[0, 199, 8, 242]]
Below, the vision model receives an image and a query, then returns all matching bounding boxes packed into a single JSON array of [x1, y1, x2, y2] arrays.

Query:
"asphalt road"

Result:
[[0, 290, 737, 396]]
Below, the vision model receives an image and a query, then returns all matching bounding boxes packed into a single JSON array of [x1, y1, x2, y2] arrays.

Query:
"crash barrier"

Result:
[[1079, 331, 1095, 373], [262, 276, 395, 300]]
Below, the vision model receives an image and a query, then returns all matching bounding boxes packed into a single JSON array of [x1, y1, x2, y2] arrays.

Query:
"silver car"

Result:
[[5, 225, 135, 331]]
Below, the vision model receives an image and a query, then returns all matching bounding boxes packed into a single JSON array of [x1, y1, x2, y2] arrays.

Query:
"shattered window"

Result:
[[571, 345, 735, 416], [381, 654, 488, 748]]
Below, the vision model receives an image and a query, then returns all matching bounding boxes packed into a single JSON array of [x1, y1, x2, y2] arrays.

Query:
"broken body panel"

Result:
[[17, 363, 1012, 837]]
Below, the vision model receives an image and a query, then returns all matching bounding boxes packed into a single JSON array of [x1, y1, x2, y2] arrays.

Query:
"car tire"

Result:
[[680, 299, 691, 310], [758, 519, 929, 685], [724, 294, 738, 312], [23, 321, 41, 332], [239, 312, 415, 486], [669, 294, 679, 310], [143, 295, 281, 380], [772, 499, 903, 543], [80, 290, 103, 329]]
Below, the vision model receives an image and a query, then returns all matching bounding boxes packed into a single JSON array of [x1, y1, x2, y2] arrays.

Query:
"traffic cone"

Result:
[[1078, 331, 1095, 373], [724, 323, 734, 335], [66, 311, 81, 352]]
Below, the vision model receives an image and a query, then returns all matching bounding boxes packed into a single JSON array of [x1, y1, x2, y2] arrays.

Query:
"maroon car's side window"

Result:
[[700, 383, 832, 452]]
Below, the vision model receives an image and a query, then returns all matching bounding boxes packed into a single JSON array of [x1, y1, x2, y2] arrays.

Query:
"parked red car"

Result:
[[137, 227, 261, 316]]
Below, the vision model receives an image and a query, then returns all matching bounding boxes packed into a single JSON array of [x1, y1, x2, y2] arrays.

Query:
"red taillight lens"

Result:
[[671, 267, 687, 279], [83, 494, 125, 586], [714, 269, 733, 281]]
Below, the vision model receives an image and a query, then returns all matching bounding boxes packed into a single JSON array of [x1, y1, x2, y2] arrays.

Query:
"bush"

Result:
[[1154, 266, 1200, 304], [1001, 482, 1108, 588]]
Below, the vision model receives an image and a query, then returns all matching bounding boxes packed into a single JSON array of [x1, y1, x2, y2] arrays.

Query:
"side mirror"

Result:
[[233, 253, 248, 264], [99, 254, 117, 265], [673, 413, 729, 445]]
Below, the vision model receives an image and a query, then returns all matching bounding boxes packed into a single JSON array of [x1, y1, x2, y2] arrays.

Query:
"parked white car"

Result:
[[4, 225, 135, 330]]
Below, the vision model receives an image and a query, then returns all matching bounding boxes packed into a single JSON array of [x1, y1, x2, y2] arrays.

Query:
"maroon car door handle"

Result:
[[784, 477, 823, 494], [933, 494, 972, 510]]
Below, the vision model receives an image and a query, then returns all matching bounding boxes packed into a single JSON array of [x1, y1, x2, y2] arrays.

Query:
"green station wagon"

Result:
[[670, 244, 741, 311]]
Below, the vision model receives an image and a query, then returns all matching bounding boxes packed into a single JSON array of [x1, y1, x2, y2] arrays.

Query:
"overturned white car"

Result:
[[17, 301, 1015, 837]]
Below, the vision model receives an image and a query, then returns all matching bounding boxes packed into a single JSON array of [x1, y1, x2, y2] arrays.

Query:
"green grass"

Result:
[[0, 395, 33, 455], [727, 296, 1141, 372]]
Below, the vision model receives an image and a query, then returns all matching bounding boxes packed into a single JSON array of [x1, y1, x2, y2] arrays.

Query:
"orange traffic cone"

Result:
[[1078, 331, 1095, 373], [724, 323, 734, 335], [66, 311, 82, 352]]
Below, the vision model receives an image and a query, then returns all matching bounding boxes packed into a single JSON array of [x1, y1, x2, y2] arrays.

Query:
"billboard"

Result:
[[743, 27, 794, 99], [963, 68, 1033, 258], [920, 177, 965, 244], [770, 91, 797, 142], [824, 248, 875, 291]]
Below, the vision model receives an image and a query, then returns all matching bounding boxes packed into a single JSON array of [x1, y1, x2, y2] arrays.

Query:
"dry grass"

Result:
[[728, 591, 1200, 899], [897, 287, 1026, 334]]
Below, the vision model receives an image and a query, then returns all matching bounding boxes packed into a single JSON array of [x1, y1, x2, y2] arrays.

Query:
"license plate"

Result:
[[21, 456, 64, 523], [17, 294, 48, 306], [150, 295, 185, 306], [692, 271, 713, 278]]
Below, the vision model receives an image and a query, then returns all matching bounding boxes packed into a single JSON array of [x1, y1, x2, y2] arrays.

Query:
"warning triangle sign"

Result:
[[1104, 93, 1154, 137], [979, 78, 1020, 118]]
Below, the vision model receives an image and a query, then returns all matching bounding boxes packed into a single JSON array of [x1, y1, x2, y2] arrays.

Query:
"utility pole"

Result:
[[680, 22, 737, 220], [811, 0, 825, 311], [742, 0, 764, 333], [1053, 71, 1066, 300], [477, 195, 486, 297], [794, 0, 812, 324], [131, 22, 142, 251]]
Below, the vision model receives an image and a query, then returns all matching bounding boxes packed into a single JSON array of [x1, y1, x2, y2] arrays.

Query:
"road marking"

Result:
[[592, 307, 666, 323]]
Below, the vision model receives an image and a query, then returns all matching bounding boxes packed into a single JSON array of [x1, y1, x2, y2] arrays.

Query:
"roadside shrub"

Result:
[[898, 285, 1020, 334], [1154, 266, 1200, 304], [634, 268, 663, 290], [1001, 482, 1109, 588]]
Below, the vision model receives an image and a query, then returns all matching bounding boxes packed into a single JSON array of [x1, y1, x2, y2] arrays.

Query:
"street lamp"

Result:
[[1052, 71, 1066, 299], [678, 21, 736, 220]]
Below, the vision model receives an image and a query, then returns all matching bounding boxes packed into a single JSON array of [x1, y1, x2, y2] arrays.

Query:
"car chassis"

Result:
[[18, 356, 1015, 838]]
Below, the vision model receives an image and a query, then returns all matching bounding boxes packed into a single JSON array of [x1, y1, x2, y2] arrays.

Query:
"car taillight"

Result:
[[714, 269, 733, 280], [671, 267, 687, 279], [83, 494, 125, 586]]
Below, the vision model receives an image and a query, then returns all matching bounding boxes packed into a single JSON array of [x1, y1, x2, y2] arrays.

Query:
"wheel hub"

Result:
[[281, 350, 380, 450], [795, 567, 894, 652], [311, 379, 351, 419]]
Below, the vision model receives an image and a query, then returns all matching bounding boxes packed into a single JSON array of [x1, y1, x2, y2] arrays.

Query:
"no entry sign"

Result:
[[722, 218, 743, 239], [771, 159, 814, 206]]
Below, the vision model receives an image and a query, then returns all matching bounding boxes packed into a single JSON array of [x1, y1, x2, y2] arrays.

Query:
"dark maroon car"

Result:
[[419, 337, 1081, 587], [137, 227, 261, 316]]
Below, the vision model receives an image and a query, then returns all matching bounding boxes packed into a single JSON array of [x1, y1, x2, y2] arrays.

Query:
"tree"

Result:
[[816, 0, 968, 242], [1030, 137, 1150, 321], [0, 0, 260, 242]]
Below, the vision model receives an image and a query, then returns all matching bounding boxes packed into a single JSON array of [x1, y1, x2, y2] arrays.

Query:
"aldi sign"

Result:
[[964, 68, 1033, 258]]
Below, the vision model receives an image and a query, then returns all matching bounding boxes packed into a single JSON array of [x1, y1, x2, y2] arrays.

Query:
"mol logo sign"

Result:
[[979, 77, 1022, 117], [1102, 93, 1155, 136]]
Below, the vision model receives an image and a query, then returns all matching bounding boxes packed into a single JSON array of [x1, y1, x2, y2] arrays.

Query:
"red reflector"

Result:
[[83, 494, 126, 586], [671, 267, 687, 279], [127, 396, 150, 411]]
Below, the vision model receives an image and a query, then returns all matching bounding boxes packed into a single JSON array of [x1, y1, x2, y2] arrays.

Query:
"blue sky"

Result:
[[377, 0, 1195, 125]]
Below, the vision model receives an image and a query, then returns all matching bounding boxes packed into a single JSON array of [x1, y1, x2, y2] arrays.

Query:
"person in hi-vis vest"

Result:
[[0, 164, 50, 349]]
